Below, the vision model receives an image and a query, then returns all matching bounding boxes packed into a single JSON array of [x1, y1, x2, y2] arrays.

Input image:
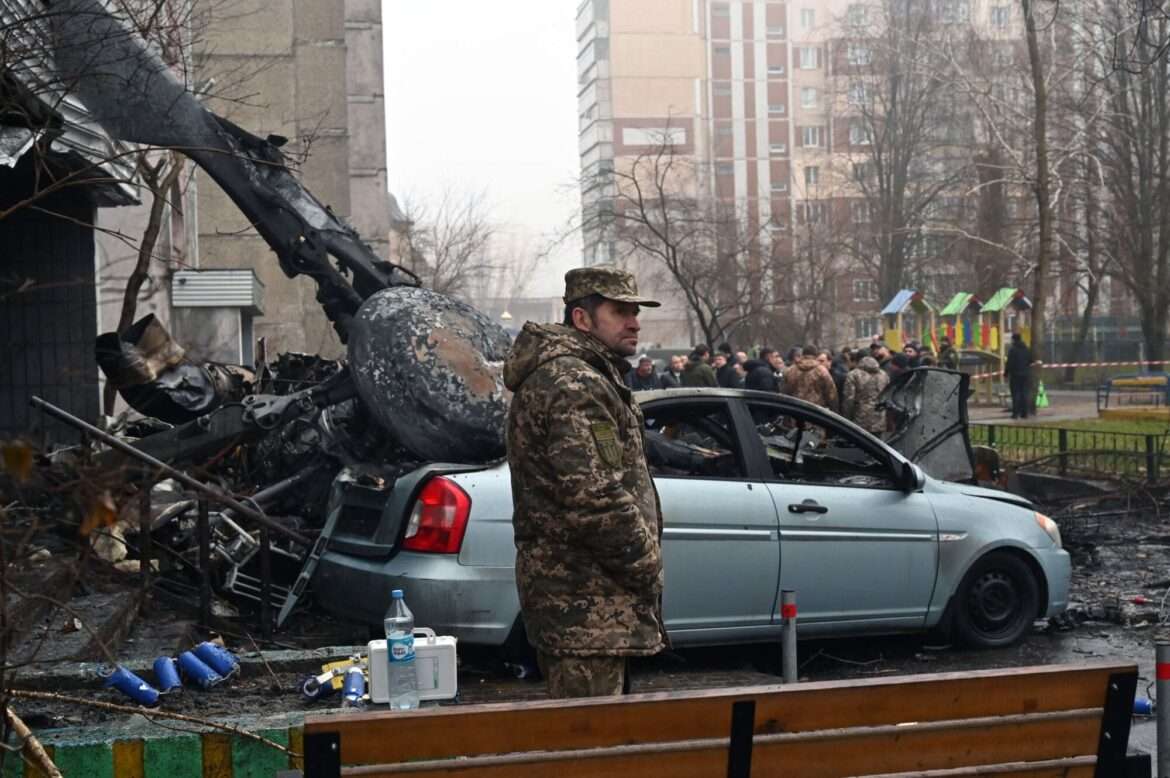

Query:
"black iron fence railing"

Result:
[[970, 424, 1169, 481]]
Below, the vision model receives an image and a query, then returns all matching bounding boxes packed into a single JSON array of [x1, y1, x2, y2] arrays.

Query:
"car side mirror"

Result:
[[900, 461, 924, 492]]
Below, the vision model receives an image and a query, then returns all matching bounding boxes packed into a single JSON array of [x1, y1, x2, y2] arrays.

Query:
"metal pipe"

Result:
[[29, 396, 311, 547], [1158, 642, 1170, 778], [139, 487, 153, 598], [259, 527, 273, 641], [198, 500, 211, 630], [781, 589, 797, 684]]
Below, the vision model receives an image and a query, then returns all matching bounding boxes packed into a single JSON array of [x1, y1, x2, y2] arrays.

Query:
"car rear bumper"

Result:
[[315, 550, 520, 646]]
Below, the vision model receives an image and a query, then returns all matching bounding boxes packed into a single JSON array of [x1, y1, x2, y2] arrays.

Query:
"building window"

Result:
[[715, 125, 734, 136], [770, 142, 788, 155], [801, 126, 825, 147], [768, 64, 786, 77], [848, 81, 868, 106], [804, 165, 820, 186], [855, 316, 881, 338], [714, 45, 732, 56], [800, 8, 816, 29], [847, 44, 872, 66], [768, 103, 787, 116], [713, 82, 732, 97], [846, 3, 867, 27], [852, 161, 873, 181], [798, 201, 827, 224], [991, 5, 1009, 28], [853, 280, 879, 302], [716, 162, 735, 175], [851, 200, 872, 223], [771, 179, 788, 193], [799, 47, 821, 69], [767, 25, 786, 39], [849, 120, 872, 145], [712, 3, 731, 16], [801, 87, 818, 108]]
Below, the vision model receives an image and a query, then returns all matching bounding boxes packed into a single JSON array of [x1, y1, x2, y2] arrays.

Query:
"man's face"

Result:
[[816, 353, 829, 367], [736, 351, 748, 364], [876, 346, 890, 360], [670, 355, 684, 372], [573, 299, 640, 356], [712, 354, 727, 369], [904, 345, 917, 357], [637, 359, 653, 376], [766, 352, 784, 370]]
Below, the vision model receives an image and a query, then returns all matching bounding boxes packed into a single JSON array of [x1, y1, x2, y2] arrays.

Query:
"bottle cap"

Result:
[[392, 589, 403, 598]]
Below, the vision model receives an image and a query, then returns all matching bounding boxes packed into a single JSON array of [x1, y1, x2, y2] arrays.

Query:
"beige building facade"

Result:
[[192, 0, 393, 358], [577, 0, 1032, 349]]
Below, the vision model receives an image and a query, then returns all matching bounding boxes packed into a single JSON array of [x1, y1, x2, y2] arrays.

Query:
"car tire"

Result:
[[952, 551, 1040, 648]]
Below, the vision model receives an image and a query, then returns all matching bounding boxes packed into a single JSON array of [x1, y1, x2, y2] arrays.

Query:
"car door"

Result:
[[641, 397, 781, 640], [743, 399, 939, 633]]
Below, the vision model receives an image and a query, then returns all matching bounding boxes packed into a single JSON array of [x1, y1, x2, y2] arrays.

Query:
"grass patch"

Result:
[[970, 418, 1170, 477], [1029, 417, 1170, 435]]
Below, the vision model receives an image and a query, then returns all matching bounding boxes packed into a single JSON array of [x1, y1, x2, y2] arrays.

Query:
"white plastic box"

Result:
[[368, 628, 458, 703]]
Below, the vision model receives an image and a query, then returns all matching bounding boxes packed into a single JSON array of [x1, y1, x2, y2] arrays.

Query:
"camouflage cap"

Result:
[[563, 266, 660, 307]]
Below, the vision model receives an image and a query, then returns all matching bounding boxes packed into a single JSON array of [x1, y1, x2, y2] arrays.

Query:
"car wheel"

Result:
[[953, 551, 1040, 648]]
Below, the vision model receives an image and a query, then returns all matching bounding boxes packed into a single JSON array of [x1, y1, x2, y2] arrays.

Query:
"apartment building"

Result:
[[577, 0, 1056, 349]]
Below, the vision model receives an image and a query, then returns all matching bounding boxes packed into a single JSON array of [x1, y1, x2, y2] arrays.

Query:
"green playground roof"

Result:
[[981, 287, 1031, 313], [939, 292, 978, 317]]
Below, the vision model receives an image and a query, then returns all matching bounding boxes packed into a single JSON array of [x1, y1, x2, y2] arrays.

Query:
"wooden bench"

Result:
[[1098, 374, 1170, 412], [302, 662, 1150, 777]]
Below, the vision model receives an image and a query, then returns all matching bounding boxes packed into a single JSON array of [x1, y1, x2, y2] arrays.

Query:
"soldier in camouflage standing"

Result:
[[503, 266, 666, 698]]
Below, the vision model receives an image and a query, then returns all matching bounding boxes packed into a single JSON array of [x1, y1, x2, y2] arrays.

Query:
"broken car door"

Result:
[[746, 401, 940, 633]]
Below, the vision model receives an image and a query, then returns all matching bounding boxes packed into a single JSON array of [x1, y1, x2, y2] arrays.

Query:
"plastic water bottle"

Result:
[[383, 589, 419, 710]]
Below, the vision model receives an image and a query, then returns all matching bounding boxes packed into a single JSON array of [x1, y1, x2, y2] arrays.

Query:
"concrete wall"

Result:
[[194, 0, 392, 359]]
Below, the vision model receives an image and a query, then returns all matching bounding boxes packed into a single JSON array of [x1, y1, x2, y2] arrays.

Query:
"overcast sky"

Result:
[[382, 0, 582, 298]]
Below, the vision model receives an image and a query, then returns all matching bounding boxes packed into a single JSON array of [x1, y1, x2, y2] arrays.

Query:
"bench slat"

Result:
[[333, 712, 1101, 777], [306, 663, 1130, 766]]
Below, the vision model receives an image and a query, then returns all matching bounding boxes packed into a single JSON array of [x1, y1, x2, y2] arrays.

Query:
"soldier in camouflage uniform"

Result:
[[503, 266, 666, 698], [842, 355, 890, 436]]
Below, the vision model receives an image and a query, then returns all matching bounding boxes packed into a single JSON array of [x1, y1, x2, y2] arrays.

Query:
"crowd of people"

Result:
[[625, 335, 965, 434]]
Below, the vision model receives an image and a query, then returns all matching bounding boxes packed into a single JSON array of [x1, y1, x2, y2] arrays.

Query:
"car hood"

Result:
[[929, 478, 1034, 510], [879, 368, 975, 483]]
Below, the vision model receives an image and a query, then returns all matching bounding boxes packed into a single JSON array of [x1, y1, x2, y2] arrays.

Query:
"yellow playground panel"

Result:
[[980, 288, 1032, 369], [880, 289, 937, 352], [938, 292, 983, 350]]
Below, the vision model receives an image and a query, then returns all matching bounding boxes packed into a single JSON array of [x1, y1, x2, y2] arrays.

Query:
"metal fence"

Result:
[[970, 424, 1169, 481]]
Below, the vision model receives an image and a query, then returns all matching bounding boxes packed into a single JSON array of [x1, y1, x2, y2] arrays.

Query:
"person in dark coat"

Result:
[[743, 358, 780, 392], [715, 347, 742, 388], [829, 349, 851, 399], [658, 354, 684, 389], [626, 355, 659, 392], [681, 346, 718, 387], [937, 336, 960, 370], [1004, 333, 1033, 419]]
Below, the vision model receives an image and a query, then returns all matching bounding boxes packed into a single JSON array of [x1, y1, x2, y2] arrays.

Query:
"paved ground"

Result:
[[970, 388, 1101, 424]]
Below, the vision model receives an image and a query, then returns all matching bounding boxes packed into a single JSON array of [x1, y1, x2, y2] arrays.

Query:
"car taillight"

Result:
[[401, 477, 471, 553]]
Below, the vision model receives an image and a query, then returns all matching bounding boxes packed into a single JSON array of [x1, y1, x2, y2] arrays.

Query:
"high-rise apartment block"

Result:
[[576, 0, 1035, 348]]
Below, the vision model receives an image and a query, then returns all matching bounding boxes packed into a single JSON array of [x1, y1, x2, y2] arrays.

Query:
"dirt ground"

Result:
[[12, 485, 1168, 761]]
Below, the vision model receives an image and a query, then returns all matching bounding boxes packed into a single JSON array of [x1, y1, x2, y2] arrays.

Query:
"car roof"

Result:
[[637, 387, 836, 418]]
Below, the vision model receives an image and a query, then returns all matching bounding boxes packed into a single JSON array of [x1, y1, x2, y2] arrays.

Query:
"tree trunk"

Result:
[[102, 154, 184, 415], [1022, 0, 1051, 411]]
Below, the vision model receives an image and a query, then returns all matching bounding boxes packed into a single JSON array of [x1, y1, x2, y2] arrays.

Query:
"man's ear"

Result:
[[571, 306, 593, 332]]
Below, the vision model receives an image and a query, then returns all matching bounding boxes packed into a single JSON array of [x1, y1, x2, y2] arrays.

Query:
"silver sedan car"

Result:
[[316, 387, 1069, 651]]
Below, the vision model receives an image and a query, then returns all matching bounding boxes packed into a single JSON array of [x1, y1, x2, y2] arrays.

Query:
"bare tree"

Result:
[[834, 0, 972, 303], [1091, 2, 1170, 365], [395, 189, 495, 299], [579, 133, 790, 347]]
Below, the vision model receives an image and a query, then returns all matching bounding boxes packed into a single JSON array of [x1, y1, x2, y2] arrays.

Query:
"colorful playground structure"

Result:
[[880, 287, 1032, 367], [879, 287, 1033, 402]]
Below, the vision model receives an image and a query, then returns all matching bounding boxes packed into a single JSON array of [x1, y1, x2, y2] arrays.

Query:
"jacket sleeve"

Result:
[[821, 369, 839, 408], [842, 374, 857, 419], [539, 371, 662, 593]]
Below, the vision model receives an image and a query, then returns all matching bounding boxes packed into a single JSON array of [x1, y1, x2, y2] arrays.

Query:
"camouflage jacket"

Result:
[[842, 357, 890, 435], [503, 322, 665, 658], [782, 357, 839, 410]]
